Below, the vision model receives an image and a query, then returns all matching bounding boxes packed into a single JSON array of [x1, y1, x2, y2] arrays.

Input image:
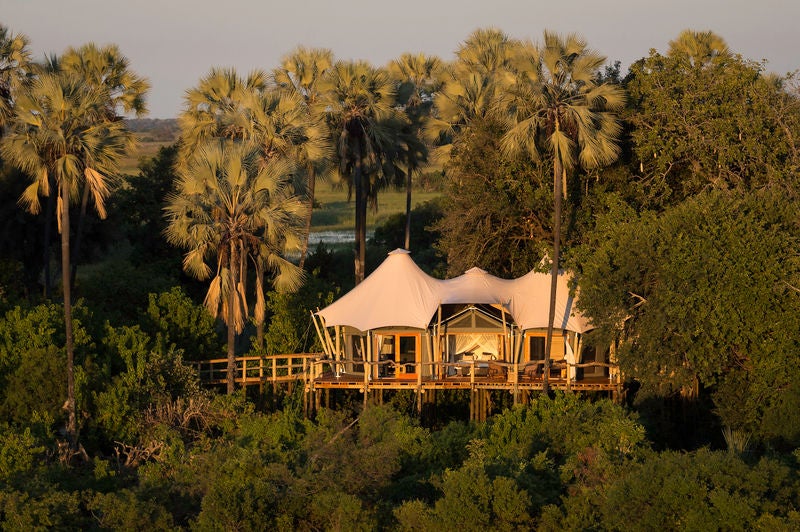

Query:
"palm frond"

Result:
[[18, 179, 43, 214], [84, 167, 109, 219], [203, 274, 223, 319]]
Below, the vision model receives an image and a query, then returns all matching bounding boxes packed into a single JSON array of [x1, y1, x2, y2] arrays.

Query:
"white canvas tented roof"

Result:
[[316, 249, 593, 334], [504, 269, 591, 332], [316, 249, 442, 331]]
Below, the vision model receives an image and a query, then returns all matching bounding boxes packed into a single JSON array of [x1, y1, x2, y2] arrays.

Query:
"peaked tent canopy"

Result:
[[317, 249, 442, 331], [316, 249, 593, 333]]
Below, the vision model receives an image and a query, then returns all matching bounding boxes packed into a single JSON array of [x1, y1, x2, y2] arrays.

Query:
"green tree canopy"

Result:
[[434, 115, 551, 277], [626, 34, 800, 208], [575, 189, 800, 444]]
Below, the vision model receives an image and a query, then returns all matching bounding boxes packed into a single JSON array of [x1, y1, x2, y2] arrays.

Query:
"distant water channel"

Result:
[[308, 230, 373, 246]]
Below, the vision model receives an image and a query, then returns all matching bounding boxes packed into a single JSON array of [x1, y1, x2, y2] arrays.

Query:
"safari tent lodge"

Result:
[[311, 249, 620, 400]]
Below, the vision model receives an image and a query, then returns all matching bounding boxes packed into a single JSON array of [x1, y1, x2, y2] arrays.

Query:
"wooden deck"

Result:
[[195, 354, 622, 420], [195, 354, 621, 393]]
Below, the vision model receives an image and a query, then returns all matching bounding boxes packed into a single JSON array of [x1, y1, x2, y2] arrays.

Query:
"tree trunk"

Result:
[[299, 165, 316, 270], [353, 141, 366, 285], [543, 158, 564, 395], [227, 241, 237, 394], [404, 168, 412, 251], [42, 178, 56, 299], [61, 182, 77, 447], [255, 261, 265, 351], [69, 184, 91, 292]]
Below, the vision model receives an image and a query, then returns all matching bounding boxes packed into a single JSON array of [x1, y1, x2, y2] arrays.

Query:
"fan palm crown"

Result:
[[165, 140, 304, 392], [1, 69, 133, 445], [499, 31, 625, 392], [0, 24, 34, 131], [318, 60, 406, 283]]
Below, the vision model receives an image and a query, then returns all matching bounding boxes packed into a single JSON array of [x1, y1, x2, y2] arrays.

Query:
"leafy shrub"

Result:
[[0, 424, 44, 484], [395, 448, 532, 531], [260, 275, 338, 355], [86, 489, 175, 530], [540, 448, 800, 531], [0, 302, 94, 427], [93, 324, 202, 444], [143, 287, 222, 361]]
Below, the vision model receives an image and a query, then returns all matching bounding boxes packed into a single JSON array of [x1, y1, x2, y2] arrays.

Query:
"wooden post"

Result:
[[358, 336, 367, 376], [469, 389, 475, 421], [363, 332, 371, 408], [500, 308, 509, 361], [311, 312, 327, 355], [258, 356, 264, 396], [303, 357, 309, 417], [436, 305, 443, 379], [321, 320, 336, 360]]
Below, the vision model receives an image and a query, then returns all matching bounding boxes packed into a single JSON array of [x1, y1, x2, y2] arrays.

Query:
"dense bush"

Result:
[[540, 449, 800, 531]]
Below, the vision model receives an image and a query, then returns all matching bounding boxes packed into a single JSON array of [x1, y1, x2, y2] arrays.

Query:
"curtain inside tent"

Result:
[[447, 334, 499, 361]]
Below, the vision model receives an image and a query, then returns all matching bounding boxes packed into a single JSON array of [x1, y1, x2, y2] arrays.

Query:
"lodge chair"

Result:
[[487, 360, 507, 378], [520, 361, 543, 381], [550, 360, 566, 380]]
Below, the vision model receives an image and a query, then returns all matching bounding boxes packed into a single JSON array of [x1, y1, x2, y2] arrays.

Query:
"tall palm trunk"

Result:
[[298, 165, 316, 270], [69, 184, 91, 291], [42, 176, 57, 299], [60, 181, 77, 447], [353, 139, 366, 285], [404, 169, 412, 250], [543, 156, 564, 395], [226, 240, 237, 394], [254, 259, 267, 351]]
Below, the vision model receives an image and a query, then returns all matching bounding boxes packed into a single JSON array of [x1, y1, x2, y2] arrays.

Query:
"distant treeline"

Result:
[[123, 118, 180, 142]]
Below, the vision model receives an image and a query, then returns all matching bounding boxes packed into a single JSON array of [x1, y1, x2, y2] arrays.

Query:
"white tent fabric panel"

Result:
[[316, 249, 441, 331], [438, 267, 513, 305], [505, 270, 592, 333], [317, 249, 593, 334]]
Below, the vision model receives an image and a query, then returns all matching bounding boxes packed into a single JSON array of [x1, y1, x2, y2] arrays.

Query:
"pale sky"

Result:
[[4, 0, 799, 118]]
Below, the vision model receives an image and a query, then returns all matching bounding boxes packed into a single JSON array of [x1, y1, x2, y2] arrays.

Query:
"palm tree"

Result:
[[241, 87, 326, 347], [165, 140, 304, 393], [59, 43, 149, 287], [318, 60, 407, 284], [179, 68, 319, 347], [668, 29, 729, 67], [499, 32, 625, 392], [1, 71, 132, 446], [274, 47, 334, 268], [426, 28, 519, 165], [388, 53, 441, 250], [0, 24, 34, 133], [178, 67, 269, 159]]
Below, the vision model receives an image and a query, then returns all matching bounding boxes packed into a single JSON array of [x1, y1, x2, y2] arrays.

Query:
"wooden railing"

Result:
[[195, 353, 323, 385], [195, 355, 619, 390]]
